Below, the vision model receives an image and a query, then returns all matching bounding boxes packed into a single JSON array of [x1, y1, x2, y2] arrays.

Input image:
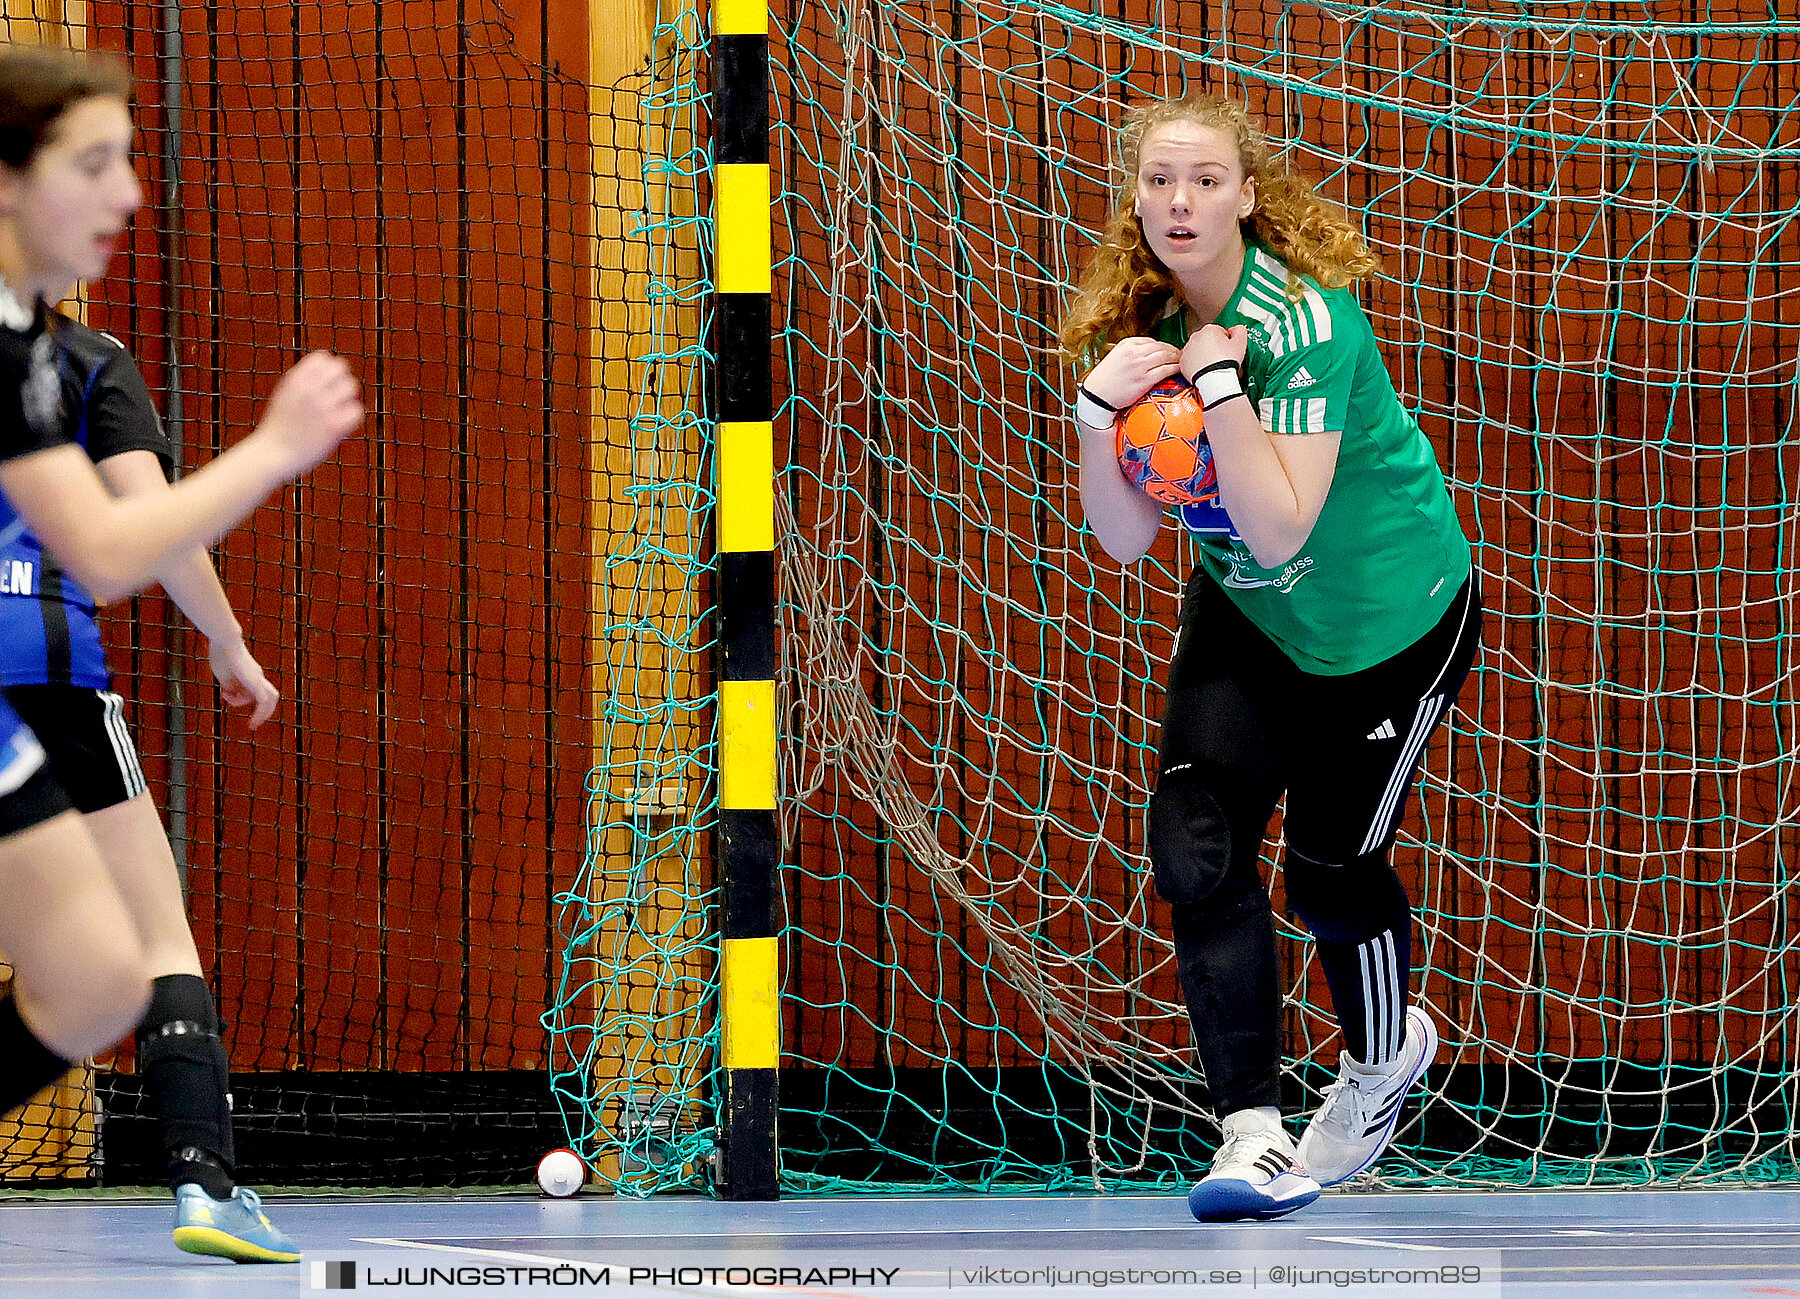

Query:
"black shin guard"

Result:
[[136, 974, 236, 1196], [0, 995, 74, 1115], [1170, 894, 1284, 1114], [1149, 764, 1287, 1115]]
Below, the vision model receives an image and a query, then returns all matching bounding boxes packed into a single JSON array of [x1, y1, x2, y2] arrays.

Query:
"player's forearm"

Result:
[[156, 546, 244, 646], [1201, 400, 1312, 569], [96, 454, 247, 644], [82, 467, 285, 605], [1077, 427, 1164, 563], [1, 439, 291, 606], [113, 440, 294, 602]]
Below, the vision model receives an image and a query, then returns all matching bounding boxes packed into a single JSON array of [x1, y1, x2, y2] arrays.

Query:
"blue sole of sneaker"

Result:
[[1187, 1177, 1321, 1223]]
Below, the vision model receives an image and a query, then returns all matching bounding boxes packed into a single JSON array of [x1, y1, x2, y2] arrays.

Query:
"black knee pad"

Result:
[[1148, 765, 1262, 908], [136, 974, 234, 1168], [1283, 847, 1411, 945]]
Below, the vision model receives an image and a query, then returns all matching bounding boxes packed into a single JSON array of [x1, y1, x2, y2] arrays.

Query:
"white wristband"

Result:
[[1074, 387, 1116, 431], [1192, 360, 1246, 411]]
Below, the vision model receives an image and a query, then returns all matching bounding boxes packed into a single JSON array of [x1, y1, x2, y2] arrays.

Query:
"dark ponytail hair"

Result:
[[0, 44, 131, 171]]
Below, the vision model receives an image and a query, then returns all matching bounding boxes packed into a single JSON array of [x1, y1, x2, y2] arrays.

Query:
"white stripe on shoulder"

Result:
[[1252, 246, 1289, 286], [1235, 290, 1282, 334], [1247, 249, 1334, 356], [0, 278, 31, 331], [1245, 253, 1290, 303], [1307, 291, 1332, 346]]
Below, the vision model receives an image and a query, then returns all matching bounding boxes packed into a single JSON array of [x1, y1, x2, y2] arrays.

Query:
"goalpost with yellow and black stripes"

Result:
[[710, 0, 779, 1202]]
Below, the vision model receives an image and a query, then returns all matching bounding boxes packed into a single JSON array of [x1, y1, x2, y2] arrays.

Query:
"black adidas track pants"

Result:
[[1147, 571, 1482, 1115]]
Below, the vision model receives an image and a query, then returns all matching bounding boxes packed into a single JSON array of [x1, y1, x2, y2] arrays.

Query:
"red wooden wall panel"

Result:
[[79, 0, 594, 1078]]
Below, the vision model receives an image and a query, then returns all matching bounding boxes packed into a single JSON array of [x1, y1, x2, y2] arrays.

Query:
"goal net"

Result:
[[571, 0, 1800, 1191]]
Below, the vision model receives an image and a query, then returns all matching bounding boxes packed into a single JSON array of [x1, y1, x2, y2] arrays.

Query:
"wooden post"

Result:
[[586, 0, 711, 1188]]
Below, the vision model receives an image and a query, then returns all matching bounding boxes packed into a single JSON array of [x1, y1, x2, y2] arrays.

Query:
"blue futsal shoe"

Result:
[[1187, 1109, 1321, 1222], [173, 1183, 301, 1263]]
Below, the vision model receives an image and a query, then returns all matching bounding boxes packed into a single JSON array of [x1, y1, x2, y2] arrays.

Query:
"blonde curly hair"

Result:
[[1059, 94, 1380, 366]]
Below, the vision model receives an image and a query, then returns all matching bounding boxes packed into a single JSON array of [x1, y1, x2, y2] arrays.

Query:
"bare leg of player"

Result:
[[0, 812, 150, 1109]]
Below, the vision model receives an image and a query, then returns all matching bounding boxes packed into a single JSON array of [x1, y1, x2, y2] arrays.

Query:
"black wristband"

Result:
[[1076, 383, 1118, 413], [1190, 358, 1248, 411], [1197, 358, 1242, 380]]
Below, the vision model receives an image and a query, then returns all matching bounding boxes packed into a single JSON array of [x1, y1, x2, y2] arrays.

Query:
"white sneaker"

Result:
[[1186, 1108, 1321, 1222], [1298, 1004, 1440, 1187]]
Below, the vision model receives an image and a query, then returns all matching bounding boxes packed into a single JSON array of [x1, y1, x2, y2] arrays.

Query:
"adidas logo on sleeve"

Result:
[[1286, 365, 1316, 390]]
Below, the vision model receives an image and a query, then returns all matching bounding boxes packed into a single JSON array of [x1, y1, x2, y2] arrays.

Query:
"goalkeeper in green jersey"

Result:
[[1062, 93, 1483, 1222]]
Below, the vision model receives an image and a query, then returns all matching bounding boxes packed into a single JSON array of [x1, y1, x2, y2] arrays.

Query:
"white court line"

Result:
[[356, 1237, 607, 1270], [1309, 1235, 1449, 1252], [371, 1225, 1226, 1241], [375, 1222, 1800, 1245], [1307, 1229, 1800, 1256], [1378, 1242, 1800, 1253]]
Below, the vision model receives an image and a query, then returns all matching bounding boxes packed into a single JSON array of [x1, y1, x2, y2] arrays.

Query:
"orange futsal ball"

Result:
[[1115, 378, 1217, 506]]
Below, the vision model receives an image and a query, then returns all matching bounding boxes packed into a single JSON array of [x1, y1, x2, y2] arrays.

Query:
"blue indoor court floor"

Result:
[[4, 1186, 1800, 1297]]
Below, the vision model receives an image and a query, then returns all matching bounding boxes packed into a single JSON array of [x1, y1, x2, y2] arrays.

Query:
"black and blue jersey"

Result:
[[0, 312, 171, 690], [0, 288, 70, 791]]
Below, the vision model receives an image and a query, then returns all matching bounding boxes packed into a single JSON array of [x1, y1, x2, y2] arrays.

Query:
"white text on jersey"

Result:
[[0, 559, 34, 596]]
